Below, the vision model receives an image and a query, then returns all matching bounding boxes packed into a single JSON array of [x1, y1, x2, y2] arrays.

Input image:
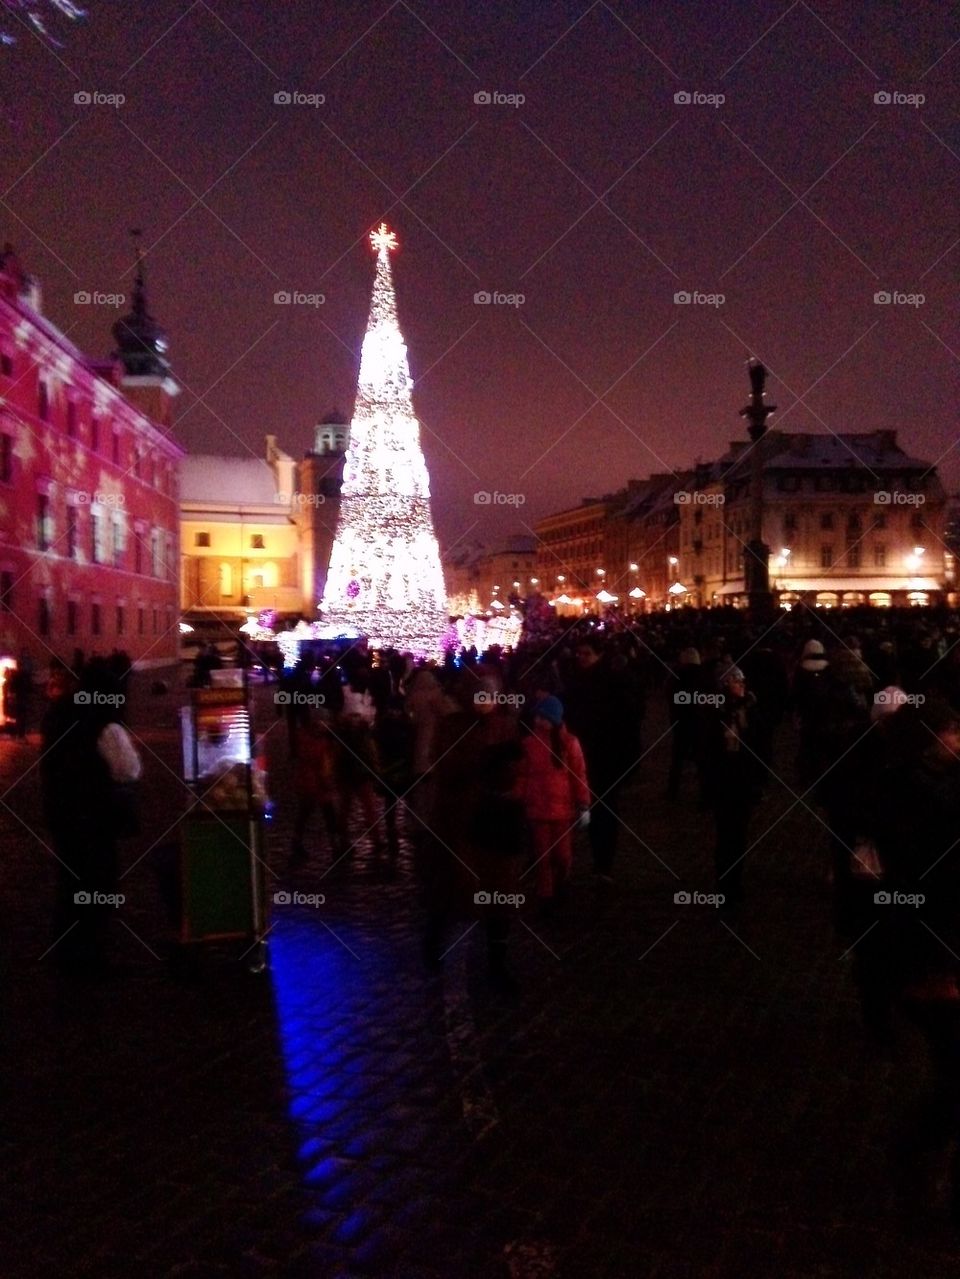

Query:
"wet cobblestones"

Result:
[[2, 673, 960, 1276]]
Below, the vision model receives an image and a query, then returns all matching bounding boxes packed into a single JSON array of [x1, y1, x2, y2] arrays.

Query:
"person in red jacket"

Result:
[[518, 696, 590, 906]]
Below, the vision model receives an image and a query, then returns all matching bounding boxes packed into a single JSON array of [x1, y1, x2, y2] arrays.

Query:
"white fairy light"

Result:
[[320, 223, 448, 658]]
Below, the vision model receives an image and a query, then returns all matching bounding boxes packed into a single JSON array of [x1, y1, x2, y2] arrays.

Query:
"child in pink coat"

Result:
[[517, 696, 590, 902]]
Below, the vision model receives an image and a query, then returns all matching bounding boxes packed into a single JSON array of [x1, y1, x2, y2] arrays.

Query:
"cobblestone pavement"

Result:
[[3, 673, 960, 1277]]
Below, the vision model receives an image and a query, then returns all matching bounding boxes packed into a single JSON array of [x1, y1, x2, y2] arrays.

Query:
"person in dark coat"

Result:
[[700, 666, 762, 908], [40, 662, 142, 978], [740, 642, 790, 779], [792, 639, 830, 786], [665, 646, 706, 801], [374, 695, 415, 864], [812, 654, 875, 936], [876, 700, 960, 1222], [425, 673, 524, 991], [563, 635, 642, 884]]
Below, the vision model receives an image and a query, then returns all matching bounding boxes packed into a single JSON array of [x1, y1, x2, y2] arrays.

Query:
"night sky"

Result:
[[3, 0, 958, 551]]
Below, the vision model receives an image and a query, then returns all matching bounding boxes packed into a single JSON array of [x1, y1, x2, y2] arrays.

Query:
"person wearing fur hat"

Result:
[[516, 696, 590, 907], [700, 665, 761, 907]]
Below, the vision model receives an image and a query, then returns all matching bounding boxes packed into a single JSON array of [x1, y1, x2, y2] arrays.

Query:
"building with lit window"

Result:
[[535, 498, 610, 612], [179, 413, 349, 622], [534, 430, 949, 614], [0, 245, 183, 670], [677, 431, 948, 607], [443, 536, 537, 615]]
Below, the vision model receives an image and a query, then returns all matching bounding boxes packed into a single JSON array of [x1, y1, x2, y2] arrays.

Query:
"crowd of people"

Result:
[[30, 602, 960, 1220], [271, 606, 960, 1218]]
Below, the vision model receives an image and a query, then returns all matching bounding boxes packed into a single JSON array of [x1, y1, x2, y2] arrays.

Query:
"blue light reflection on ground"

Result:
[[268, 911, 395, 1258], [269, 912, 363, 1144]]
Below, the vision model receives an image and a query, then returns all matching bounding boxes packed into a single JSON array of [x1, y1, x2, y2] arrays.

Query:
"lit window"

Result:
[[67, 505, 78, 560], [36, 493, 51, 551]]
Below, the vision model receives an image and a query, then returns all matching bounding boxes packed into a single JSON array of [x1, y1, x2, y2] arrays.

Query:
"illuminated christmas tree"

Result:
[[2, 0, 85, 45], [320, 223, 448, 658]]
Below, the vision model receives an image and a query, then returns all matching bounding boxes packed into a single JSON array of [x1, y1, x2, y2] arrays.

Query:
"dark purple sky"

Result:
[[3, 1, 958, 551]]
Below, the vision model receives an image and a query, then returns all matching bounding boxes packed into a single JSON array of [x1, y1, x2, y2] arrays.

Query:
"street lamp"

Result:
[[740, 360, 777, 620], [774, 547, 791, 598]]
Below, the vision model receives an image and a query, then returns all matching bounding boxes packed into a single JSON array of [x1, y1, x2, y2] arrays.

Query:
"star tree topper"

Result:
[[370, 222, 398, 255]]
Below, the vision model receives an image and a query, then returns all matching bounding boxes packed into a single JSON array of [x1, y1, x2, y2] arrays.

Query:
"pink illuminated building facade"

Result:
[[0, 245, 184, 671]]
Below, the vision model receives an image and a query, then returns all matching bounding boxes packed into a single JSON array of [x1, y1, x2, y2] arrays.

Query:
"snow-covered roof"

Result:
[[180, 455, 279, 505], [719, 431, 931, 476]]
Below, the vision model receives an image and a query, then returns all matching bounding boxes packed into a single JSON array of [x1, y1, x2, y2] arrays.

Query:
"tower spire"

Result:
[[112, 228, 171, 379]]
